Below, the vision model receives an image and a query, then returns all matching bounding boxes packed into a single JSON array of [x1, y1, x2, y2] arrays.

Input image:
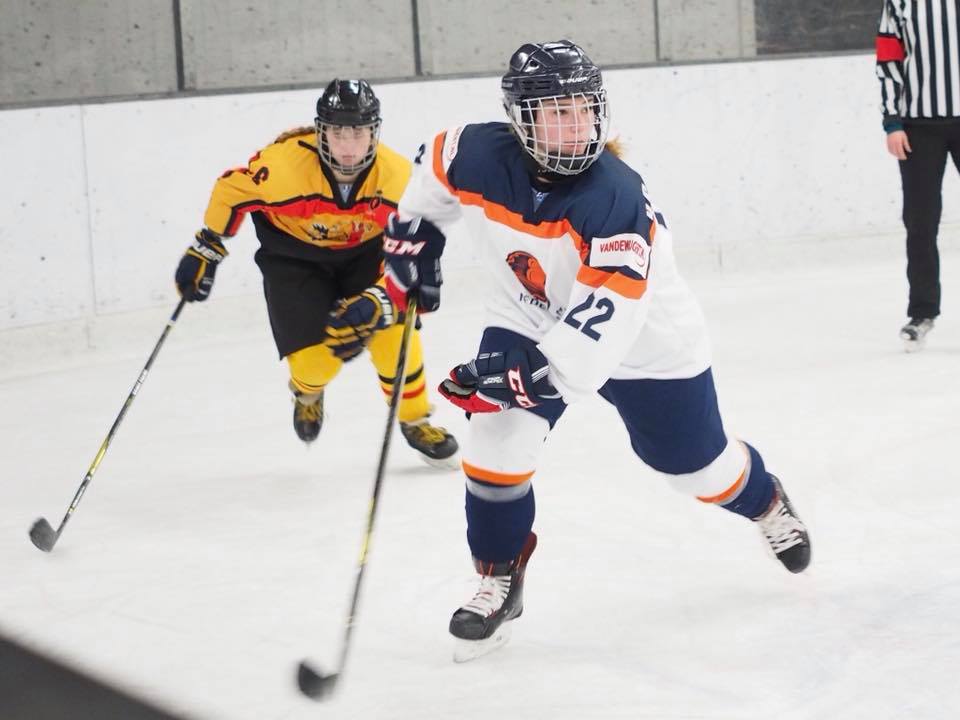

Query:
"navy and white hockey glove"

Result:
[[439, 347, 561, 413], [175, 229, 227, 302], [383, 213, 446, 313], [324, 286, 396, 360]]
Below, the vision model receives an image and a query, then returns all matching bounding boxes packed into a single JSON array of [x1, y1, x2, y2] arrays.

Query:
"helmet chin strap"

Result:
[[509, 122, 598, 185], [329, 160, 364, 183], [517, 148, 576, 187], [326, 152, 366, 178]]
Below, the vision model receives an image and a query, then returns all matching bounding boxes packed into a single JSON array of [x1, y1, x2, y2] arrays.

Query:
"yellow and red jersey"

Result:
[[204, 129, 411, 258]]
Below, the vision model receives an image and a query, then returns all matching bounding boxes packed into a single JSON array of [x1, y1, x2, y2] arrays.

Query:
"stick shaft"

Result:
[[49, 299, 187, 542], [333, 296, 418, 674]]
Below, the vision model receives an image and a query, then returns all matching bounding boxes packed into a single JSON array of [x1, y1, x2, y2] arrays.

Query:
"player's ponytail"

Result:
[[604, 137, 624, 158], [273, 125, 315, 144]]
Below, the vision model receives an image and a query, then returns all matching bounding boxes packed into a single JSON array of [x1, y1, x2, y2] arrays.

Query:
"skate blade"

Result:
[[452, 623, 512, 663], [902, 337, 925, 353], [419, 452, 461, 471]]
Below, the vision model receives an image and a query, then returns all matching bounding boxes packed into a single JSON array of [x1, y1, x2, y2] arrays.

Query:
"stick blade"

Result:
[[297, 661, 339, 700], [29, 518, 57, 552]]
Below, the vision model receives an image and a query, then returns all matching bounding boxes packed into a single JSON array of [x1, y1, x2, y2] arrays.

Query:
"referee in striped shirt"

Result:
[[876, 0, 960, 350]]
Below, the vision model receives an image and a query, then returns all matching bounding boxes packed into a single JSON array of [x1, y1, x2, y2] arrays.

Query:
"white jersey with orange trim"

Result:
[[398, 122, 711, 403]]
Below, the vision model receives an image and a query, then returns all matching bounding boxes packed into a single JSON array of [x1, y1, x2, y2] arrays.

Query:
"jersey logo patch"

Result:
[[588, 233, 651, 278], [506, 251, 548, 303], [446, 125, 465, 162]]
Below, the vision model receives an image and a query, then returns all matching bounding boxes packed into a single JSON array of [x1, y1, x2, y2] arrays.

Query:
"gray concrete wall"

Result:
[[178, 0, 416, 90], [0, 0, 177, 104], [416, 0, 658, 75], [657, 0, 756, 62], [1, 54, 914, 330], [754, 0, 878, 54], [0, 0, 878, 108]]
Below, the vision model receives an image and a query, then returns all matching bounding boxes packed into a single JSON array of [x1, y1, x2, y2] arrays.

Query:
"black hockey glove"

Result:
[[175, 229, 227, 302], [439, 347, 561, 413], [324, 286, 396, 360], [383, 214, 445, 313]]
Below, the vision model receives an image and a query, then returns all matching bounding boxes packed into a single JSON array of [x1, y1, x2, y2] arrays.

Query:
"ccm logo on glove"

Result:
[[506, 368, 535, 408], [383, 237, 426, 255], [439, 347, 559, 414], [383, 213, 446, 312]]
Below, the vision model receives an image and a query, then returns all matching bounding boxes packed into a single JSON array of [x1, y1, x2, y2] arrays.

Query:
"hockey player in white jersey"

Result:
[[383, 40, 811, 660]]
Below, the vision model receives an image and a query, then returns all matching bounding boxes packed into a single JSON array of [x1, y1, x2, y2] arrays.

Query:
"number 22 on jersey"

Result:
[[564, 292, 615, 341]]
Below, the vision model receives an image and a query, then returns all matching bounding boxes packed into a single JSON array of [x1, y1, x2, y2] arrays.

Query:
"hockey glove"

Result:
[[383, 213, 445, 313], [324, 286, 397, 360], [175, 229, 227, 302], [439, 347, 561, 413]]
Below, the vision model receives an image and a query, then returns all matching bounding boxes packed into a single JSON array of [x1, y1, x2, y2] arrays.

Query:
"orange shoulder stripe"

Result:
[[432, 132, 454, 192], [431, 131, 585, 251], [576, 265, 647, 299]]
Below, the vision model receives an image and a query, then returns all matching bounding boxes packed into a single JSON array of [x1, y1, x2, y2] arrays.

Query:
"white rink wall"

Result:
[[2, 52, 958, 333]]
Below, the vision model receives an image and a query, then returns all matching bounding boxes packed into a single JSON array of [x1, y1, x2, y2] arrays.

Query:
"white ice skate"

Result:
[[900, 317, 934, 352]]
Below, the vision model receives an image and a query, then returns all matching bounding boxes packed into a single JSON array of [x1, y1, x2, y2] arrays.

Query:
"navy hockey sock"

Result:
[[465, 485, 535, 564], [719, 443, 775, 519]]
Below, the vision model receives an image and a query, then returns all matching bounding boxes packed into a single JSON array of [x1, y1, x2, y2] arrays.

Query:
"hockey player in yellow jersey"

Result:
[[175, 79, 458, 467]]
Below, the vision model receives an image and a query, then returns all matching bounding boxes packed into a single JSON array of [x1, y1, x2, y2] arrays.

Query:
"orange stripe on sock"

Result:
[[697, 469, 746, 504], [462, 460, 534, 486], [381, 380, 426, 400]]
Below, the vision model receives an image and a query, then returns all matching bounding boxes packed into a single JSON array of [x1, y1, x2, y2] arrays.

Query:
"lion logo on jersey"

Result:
[[506, 251, 548, 303]]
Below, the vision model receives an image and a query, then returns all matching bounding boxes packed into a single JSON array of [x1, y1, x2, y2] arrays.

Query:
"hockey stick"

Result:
[[28, 298, 187, 553], [297, 295, 418, 700]]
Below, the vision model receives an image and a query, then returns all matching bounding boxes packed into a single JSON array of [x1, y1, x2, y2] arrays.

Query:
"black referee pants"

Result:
[[899, 119, 960, 319]]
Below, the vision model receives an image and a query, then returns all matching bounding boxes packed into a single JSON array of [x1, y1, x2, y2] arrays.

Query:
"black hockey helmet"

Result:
[[501, 40, 609, 176], [502, 40, 603, 104], [316, 79, 381, 126], [314, 79, 382, 175]]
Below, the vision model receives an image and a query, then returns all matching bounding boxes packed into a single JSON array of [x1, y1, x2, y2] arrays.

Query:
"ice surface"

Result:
[[2, 251, 959, 720]]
